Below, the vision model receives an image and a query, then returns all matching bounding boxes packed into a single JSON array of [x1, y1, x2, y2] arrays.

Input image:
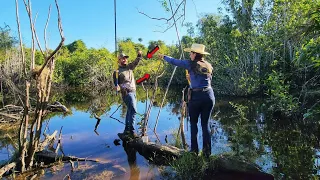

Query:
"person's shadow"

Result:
[[123, 141, 140, 180]]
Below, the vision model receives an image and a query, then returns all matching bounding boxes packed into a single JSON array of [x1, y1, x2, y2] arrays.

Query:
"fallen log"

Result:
[[0, 162, 16, 178], [35, 150, 99, 164], [118, 134, 274, 179], [4, 105, 24, 113], [0, 112, 20, 120], [118, 133, 184, 165]]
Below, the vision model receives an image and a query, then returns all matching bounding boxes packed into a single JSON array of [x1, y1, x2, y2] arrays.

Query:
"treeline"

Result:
[[0, 0, 319, 117]]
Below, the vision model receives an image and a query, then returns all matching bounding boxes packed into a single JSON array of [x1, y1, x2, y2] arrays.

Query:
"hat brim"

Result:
[[184, 48, 210, 55]]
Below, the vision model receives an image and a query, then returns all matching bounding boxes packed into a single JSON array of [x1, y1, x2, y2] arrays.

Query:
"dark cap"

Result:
[[118, 53, 129, 60]]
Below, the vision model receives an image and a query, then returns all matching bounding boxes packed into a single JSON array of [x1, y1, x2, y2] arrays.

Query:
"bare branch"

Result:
[[153, 14, 184, 33], [15, 0, 26, 76], [23, 0, 36, 70], [137, 8, 168, 21], [38, 0, 65, 76], [44, 5, 52, 56], [137, 0, 185, 23], [33, 12, 46, 59], [55, 0, 64, 38]]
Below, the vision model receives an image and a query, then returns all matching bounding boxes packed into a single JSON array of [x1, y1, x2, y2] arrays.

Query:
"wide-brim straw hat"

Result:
[[184, 43, 210, 55]]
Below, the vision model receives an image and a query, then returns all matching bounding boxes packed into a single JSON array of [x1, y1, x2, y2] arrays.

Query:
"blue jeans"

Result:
[[188, 88, 215, 157], [122, 92, 137, 132]]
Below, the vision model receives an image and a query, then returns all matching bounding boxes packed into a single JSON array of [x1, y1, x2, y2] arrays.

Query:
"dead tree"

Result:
[[15, 0, 65, 172]]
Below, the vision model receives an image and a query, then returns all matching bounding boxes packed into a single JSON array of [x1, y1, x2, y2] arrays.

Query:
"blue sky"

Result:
[[1, 0, 223, 52]]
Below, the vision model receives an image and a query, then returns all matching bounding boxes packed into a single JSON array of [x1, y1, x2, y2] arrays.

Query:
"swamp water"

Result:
[[0, 86, 319, 179]]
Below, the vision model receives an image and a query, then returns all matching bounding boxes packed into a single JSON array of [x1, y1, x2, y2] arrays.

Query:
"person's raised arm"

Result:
[[158, 54, 191, 70], [128, 50, 143, 70]]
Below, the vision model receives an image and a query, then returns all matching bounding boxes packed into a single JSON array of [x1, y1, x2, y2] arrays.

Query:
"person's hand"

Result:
[[114, 85, 120, 92], [158, 54, 164, 59]]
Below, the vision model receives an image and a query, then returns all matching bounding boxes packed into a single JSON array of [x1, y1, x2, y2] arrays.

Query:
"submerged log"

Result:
[[35, 150, 99, 164], [118, 133, 184, 165]]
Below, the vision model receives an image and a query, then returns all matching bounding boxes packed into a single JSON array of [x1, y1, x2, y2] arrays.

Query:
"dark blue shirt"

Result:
[[164, 56, 212, 89]]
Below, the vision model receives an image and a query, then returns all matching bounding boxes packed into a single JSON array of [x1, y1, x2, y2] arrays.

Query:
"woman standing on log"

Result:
[[159, 44, 215, 158]]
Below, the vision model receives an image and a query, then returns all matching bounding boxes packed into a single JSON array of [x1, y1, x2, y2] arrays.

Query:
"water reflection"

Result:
[[94, 117, 101, 136], [0, 86, 319, 178], [123, 141, 140, 180]]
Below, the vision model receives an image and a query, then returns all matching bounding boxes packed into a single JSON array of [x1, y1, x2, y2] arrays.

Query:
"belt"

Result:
[[191, 87, 211, 92]]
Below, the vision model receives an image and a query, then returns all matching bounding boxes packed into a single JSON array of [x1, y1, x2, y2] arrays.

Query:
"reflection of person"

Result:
[[159, 44, 215, 158], [113, 51, 142, 137], [94, 118, 101, 135], [123, 142, 140, 180]]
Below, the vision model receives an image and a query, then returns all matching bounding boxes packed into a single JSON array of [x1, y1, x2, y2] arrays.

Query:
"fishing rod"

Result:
[[114, 0, 119, 96]]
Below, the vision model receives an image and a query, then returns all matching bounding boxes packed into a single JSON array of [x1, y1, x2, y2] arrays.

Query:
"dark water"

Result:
[[0, 86, 319, 179]]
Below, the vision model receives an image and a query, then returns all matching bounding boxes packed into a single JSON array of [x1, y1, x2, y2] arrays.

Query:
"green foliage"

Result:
[[168, 129, 182, 148], [228, 102, 259, 160], [0, 25, 16, 49], [118, 39, 139, 60], [66, 40, 87, 53], [170, 152, 208, 180], [54, 41, 115, 86], [0, 25, 17, 62], [158, 0, 170, 12], [296, 37, 320, 68], [264, 69, 298, 114]]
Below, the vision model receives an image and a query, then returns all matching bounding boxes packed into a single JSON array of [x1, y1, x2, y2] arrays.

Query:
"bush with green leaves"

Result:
[[264, 68, 298, 114]]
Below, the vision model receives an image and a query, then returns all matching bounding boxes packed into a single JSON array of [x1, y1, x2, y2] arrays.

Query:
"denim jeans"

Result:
[[188, 88, 215, 157], [122, 92, 137, 132]]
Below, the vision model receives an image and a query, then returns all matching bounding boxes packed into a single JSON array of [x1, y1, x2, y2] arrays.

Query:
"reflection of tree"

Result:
[[263, 112, 317, 179], [226, 102, 263, 161], [216, 97, 319, 178], [0, 122, 19, 151]]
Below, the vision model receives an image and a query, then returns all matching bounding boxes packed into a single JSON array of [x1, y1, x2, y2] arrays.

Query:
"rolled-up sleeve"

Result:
[[164, 56, 191, 70]]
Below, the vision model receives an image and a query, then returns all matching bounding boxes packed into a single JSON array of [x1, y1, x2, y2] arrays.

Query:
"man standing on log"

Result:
[[113, 50, 142, 137]]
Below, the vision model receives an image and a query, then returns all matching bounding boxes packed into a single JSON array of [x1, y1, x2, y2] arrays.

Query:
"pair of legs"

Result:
[[188, 90, 215, 157], [122, 92, 137, 133]]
